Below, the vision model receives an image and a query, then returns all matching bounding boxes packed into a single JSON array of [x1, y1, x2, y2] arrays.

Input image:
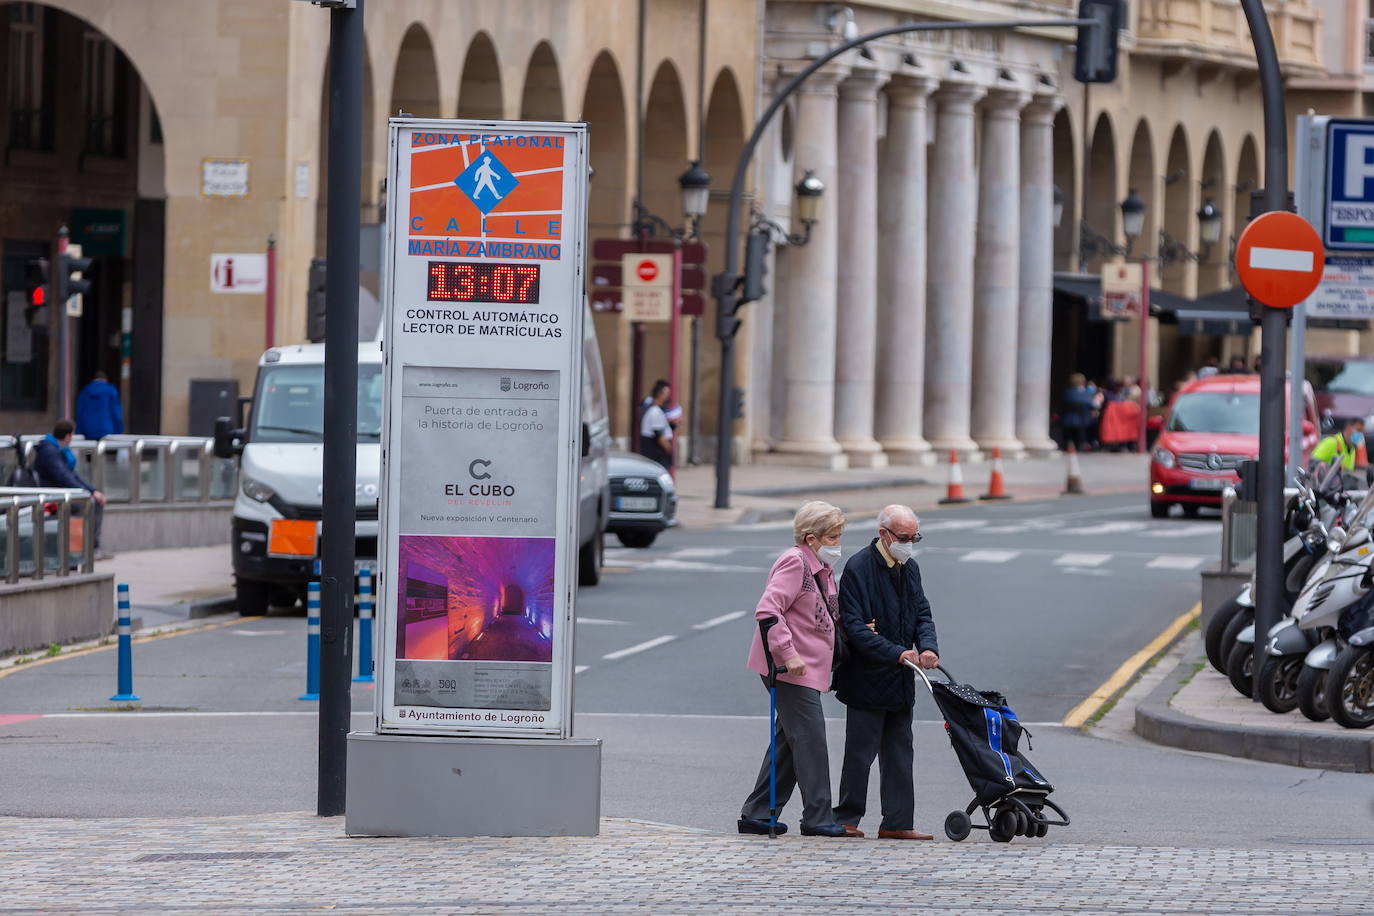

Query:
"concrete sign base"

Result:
[[344, 731, 602, 837]]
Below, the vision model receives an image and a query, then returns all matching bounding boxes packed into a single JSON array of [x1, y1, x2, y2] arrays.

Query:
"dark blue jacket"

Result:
[[1061, 385, 1096, 428], [75, 379, 124, 440], [832, 539, 939, 711], [32, 436, 95, 492]]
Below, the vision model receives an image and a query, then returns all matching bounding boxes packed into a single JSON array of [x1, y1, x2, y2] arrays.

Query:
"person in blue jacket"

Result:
[[75, 370, 123, 440], [32, 419, 107, 554]]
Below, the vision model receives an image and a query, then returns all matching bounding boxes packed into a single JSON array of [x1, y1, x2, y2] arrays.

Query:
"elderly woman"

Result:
[[738, 500, 851, 838]]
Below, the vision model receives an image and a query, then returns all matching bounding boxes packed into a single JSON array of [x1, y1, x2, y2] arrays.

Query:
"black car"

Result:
[[606, 452, 678, 548]]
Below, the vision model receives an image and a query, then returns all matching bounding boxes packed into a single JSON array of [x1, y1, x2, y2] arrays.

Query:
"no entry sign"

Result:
[[1235, 211, 1324, 308]]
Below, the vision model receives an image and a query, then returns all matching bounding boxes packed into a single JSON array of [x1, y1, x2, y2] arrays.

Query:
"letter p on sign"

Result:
[[1234, 211, 1324, 309]]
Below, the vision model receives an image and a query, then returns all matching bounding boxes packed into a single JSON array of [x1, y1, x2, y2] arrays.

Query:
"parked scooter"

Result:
[[1257, 490, 1374, 713], [1325, 590, 1374, 728], [1215, 464, 1348, 695]]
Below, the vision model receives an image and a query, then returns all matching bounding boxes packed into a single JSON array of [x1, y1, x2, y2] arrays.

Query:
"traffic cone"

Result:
[[1062, 443, 1085, 495], [980, 447, 1012, 500], [939, 450, 972, 504]]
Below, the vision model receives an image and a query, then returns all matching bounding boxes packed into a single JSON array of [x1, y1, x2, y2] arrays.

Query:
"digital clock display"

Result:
[[427, 262, 542, 304]]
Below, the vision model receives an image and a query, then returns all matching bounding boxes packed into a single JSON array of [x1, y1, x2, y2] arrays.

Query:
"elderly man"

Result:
[[831, 504, 939, 840]]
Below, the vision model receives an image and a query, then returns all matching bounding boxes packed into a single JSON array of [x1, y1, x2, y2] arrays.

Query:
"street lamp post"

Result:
[[1119, 189, 1151, 455]]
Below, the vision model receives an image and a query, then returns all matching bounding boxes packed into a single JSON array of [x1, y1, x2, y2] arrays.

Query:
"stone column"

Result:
[[971, 88, 1029, 456], [833, 70, 886, 467], [1016, 94, 1063, 455], [767, 68, 847, 468], [924, 80, 985, 457], [875, 75, 938, 465]]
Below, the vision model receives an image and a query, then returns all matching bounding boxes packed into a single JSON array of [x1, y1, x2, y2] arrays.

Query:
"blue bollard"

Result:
[[300, 581, 321, 701], [353, 568, 374, 683], [110, 583, 140, 702]]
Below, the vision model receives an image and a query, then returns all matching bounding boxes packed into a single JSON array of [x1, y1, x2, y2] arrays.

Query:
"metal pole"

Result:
[[710, 16, 1094, 509], [55, 228, 70, 419], [318, 0, 362, 817], [1138, 259, 1150, 453], [1290, 114, 1317, 478], [265, 235, 277, 350], [688, 316, 701, 464], [1240, 0, 1288, 701]]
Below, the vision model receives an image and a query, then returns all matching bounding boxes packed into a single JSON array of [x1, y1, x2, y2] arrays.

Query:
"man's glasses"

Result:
[[883, 528, 922, 544]]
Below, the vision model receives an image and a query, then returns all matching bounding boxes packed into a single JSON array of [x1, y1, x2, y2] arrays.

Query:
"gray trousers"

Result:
[[832, 705, 915, 832], [740, 679, 833, 829]]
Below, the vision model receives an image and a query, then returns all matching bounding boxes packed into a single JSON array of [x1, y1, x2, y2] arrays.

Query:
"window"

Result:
[[1167, 392, 1260, 435], [250, 364, 384, 444], [81, 28, 128, 157], [7, 3, 53, 151]]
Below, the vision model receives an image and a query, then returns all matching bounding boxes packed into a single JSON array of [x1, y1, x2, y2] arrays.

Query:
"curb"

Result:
[[1134, 654, 1374, 773], [188, 595, 236, 619], [734, 476, 930, 498]]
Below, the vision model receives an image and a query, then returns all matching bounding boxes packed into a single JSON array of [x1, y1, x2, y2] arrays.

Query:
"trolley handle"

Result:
[[758, 617, 787, 687], [902, 656, 956, 692]]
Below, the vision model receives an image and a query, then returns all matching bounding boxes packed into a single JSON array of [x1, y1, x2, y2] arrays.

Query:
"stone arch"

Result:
[[634, 60, 689, 442], [1198, 130, 1228, 293], [1126, 120, 1157, 259], [1234, 134, 1260, 234], [580, 49, 632, 438], [519, 41, 563, 121], [1082, 111, 1118, 272], [390, 23, 440, 118], [457, 31, 504, 119], [1052, 107, 1076, 271], [0, 2, 169, 427], [697, 66, 747, 454], [1161, 125, 1194, 294]]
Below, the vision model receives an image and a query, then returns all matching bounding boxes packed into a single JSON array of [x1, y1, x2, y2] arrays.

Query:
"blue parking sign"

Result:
[[1325, 119, 1374, 250]]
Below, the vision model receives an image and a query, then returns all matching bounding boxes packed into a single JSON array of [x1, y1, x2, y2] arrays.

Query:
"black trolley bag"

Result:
[[906, 660, 1070, 843]]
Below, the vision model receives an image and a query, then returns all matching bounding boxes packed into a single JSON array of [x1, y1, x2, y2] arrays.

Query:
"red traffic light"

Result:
[[29, 284, 45, 307]]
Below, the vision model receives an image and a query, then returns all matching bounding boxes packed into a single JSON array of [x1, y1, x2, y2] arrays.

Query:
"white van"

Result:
[[214, 309, 610, 615]]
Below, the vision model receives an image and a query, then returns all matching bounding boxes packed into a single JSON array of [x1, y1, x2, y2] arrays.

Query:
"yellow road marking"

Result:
[[0, 616, 264, 680], [1060, 601, 1200, 728]]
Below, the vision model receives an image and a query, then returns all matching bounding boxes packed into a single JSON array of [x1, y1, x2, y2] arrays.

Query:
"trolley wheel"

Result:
[[990, 808, 1018, 843], [1013, 810, 1029, 836], [943, 810, 972, 842], [1035, 822, 1048, 838]]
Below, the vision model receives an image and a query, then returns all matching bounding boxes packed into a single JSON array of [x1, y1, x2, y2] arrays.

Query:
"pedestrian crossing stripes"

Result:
[[1145, 555, 1207, 570], [1054, 553, 1113, 567], [959, 549, 1020, 564]]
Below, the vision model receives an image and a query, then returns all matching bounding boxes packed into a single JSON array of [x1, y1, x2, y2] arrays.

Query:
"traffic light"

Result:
[[1073, 0, 1123, 84], [24, 257, 48, 326], [307, 257, 328, 342], [740, 228, 771, 306]]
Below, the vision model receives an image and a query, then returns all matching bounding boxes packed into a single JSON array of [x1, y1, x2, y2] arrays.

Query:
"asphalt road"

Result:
[[3, 491, 1372, 848]]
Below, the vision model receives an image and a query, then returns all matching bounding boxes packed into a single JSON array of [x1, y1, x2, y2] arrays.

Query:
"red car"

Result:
[[1149, 374, 1319, 518]]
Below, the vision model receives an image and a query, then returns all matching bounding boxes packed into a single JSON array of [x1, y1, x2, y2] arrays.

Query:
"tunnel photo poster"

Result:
[[375, 119, 588, 738]]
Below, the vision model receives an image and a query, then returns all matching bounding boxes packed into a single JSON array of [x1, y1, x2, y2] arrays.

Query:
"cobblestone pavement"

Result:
[[1, 812, 1367, 914]]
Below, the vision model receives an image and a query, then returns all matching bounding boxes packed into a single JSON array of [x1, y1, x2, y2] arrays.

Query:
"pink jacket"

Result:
[[746, 545, 838, 692]]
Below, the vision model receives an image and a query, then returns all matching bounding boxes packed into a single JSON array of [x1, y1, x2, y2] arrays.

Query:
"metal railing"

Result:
[[0, 436, 236, 505], [0, 486, 96, 584]]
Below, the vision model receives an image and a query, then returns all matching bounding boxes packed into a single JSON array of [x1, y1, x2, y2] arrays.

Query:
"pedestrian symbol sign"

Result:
[[454, 151, 519, 215]]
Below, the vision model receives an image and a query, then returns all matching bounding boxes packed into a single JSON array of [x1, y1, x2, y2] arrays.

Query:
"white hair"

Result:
[[877, 505, 918, 531], [793, 500, 846, 545]]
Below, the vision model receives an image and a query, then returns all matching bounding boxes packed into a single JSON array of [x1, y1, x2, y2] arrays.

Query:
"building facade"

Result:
[[0, 0, 1365, 464]]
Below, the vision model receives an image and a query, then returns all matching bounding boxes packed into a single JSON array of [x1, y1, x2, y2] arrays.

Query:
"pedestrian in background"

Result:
[[1226, 356, 1248, 374], [638, 379, 674, 470], [739, 500, 854, 838], [1197, 356, 1221, 379], [75, 370, 123, 440], [1311, 417, 1365, 474], [1060, 373, 1097, 451], [831, 505, 939, 840], [32, 419, 108, 557]]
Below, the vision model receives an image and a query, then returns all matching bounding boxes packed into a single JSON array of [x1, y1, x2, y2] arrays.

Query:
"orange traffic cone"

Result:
[[980, 447, 1012, 500], [939, 449, 972, 504], [1062, 443, 1085, 495]]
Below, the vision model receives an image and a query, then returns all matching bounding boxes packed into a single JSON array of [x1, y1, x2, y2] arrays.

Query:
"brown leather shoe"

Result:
[[877, 829, 934, 840], [841, 824, 865, 838]]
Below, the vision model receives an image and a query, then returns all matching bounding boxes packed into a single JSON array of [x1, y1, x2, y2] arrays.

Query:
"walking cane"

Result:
[[759, 616, 786, 839]]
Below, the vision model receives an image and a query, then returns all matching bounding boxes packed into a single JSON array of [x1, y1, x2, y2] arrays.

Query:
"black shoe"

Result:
[[737, 817, 788, 835], [799, 823, 850, 837]]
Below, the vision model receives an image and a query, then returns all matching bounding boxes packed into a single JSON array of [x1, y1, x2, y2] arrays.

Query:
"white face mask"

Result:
[[887, 539, 915, 564], [815, 544, 842, 567]]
